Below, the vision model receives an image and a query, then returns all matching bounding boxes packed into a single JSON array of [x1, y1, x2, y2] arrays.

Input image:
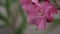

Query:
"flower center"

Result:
[[38, 12, 43, 16], [38, 9, 44, 16]]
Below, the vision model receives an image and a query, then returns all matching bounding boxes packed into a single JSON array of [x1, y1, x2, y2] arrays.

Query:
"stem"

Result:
[[54, 0, 60, 9], [10, 11, 18, 30], [6, 0, 10, 16]]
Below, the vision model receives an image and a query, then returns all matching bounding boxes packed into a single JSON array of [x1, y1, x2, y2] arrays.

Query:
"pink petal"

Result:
[[40, 2, 57, 22], [36, 15, 46, 30], [32, 0, 39, 4], [22, 4, 38, 13], [50, 6, 57, 14]]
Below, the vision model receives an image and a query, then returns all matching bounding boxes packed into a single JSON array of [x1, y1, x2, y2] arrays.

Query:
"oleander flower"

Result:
[[40, 2, 57, 22], [19, 0, 57, 30]]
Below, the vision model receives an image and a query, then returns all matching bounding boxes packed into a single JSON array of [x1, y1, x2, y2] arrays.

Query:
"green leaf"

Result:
[[0, 13, 10, 27], [53, 18, 60, 24], [16, 0, 27, 34], [5, 0, 12, 16]]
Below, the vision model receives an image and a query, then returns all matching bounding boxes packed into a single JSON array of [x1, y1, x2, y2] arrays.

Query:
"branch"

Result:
[[54, 0, 60, 10]]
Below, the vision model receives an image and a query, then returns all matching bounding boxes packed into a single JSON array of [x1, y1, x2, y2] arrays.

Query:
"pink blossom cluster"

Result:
[[19, 0, 57, 30]]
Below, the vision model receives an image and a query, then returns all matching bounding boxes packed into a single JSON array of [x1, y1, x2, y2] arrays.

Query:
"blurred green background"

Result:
[[0, 0, 60, 34]]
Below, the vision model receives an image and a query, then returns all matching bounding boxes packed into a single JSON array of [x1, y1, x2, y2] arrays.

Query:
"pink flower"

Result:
[[40, 2, 57, 22], [19, 0, 57, 30]]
